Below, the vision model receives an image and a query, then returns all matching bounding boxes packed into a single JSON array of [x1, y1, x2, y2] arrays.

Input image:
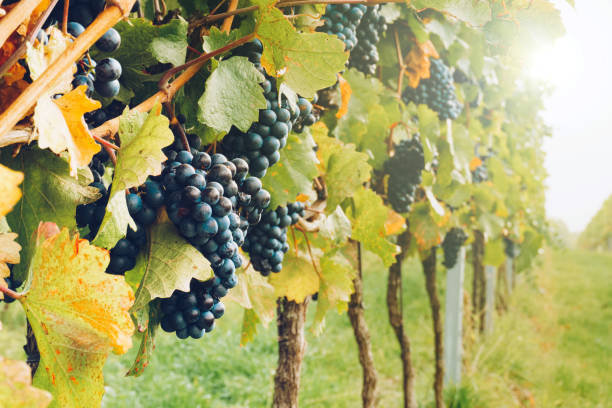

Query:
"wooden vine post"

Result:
[[273, 298, 309, 408], [483, 264, 497, 334], [387, 229, 417, 408], [422, 248, 444, 408], [347, 240, 378, 408]]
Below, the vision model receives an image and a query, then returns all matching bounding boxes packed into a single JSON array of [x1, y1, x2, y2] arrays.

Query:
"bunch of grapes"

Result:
[[441, 228, 468, 268], [242, 202, 305, 276], [85, 100, 126, 128], [68, 21, 122, 98], [384, 136, 425, 213], [222, 40, 313, 178], [317, 4, 367, 51], [471, 163, 488, 183], [348, 6, 387, 75], [159, 278, 226, 339], [402, 58, 462, 121], [76, 150, 165, 275]]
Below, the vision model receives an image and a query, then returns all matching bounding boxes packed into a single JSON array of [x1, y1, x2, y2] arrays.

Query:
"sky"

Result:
[[528, 0, 612, 233]]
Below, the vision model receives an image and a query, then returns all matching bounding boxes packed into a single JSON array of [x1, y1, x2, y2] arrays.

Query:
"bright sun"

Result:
[[527, 36, 582, 88]]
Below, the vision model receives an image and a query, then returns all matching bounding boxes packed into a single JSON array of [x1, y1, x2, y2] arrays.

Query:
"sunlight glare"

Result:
[[527, 36, 582, 88]]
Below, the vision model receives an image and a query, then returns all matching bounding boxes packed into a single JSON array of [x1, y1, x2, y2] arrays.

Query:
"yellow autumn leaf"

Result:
[[34, 86, 101, 176], [384, 209, 406, 236], [0, 232, 21, 279], [405, 39, 439, 88], [469, 156, 483, 171], [0, 163, 24, 217], [335, 74, 352, 119], [26, 26, 73, 94], [20, 224, 135, 407]]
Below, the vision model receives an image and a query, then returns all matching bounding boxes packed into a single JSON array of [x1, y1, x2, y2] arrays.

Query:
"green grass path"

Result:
[[1, 249, 609, 407]]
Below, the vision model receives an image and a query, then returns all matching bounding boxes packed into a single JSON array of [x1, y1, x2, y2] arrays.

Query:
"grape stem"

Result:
[[394, 28, 406, 99], [0, 0, 44, 49], [92, 133, 120, 151], [0, 0, 138, 139], [0, 283, 21, 300], [163, 101, 190, 151], [0, 0, 60, 78], [296, 226, 322, 278]]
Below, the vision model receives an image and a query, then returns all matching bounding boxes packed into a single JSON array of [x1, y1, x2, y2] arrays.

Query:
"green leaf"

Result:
[[1, 148, 99, 282], [197, 57, 266, 133], [240, 308, 261, 347], [126, 302, 160, 377], [262, 131, 318, 210], [92, 18, 188, 98], [312, 125, 371, 212], [93, 108, 174, 249], [409, 201, 443, 252], [412, 0, 492, 26], [257, 7, 348, 98], [347, 188, 398, 267], [487, 156, 509, 194], [22, 226, 134, 408], [312, 252, 355, 333], [483, 236, 505, 267], [268, 250, 320, 303], [129, 215, 213, 312]]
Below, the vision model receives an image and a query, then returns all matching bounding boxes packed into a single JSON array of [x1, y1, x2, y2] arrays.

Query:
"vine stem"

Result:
[[0, 0, 60, 78], [163, 101, 190, 151], [220, 0, 239, 32], [0, 283, 21, 300], [91, 33, 254, 140], [62, 0, 69, 34], [193, 0, 406, 26], [92, 133, 119, 151], [0, 0, 137, 139], [394, 28, 406, 99], [0, 0, 43, 49]]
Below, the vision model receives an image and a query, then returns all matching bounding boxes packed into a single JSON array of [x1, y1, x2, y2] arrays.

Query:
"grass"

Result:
[[1, 248, 610, 407]]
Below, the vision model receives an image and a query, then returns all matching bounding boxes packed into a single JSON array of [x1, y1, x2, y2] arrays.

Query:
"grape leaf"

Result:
[[0, 163, 23, 217], [268, 250, 319, 303], [20, 225, 134, 408], [34, 86, 102, 176], [256, 7, 348, 98], [240, 308, 261, 347], [0, 232, 20, 281], [409, 201, 447, 252], [128, 214, 213, 312], [126, 302, 160, 377], [412, 0, 491, 26], [0, 356, 52, 408], [93, 107, 173, 249], [262, 131, 318, 210], [91, 18, 188, 98], [483, 236, 505, 267], [312, 123, 371, 212], [26, 27, 73, 94], [347, 188, 399, 267], [312, 252, 355, 333], [197, 57, 267, 133], [2, 148, 99, 282]]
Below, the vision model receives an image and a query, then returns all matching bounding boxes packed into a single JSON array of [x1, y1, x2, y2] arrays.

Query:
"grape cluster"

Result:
[[348, 6, 387, 75], [76, 151, 164, 275], [161, 147, 255, 288], [85, 100, 126, 128], [107, 180, 165, 275], [318, 4, 367, 51], [472, 163, 488, 183], [68, 21, 122, 98], [242, 202, 305, 276], [402, 58, 462, 121], [384, 136, 425, 213], [222, 40, 313, 178], [441, 228, 468, 268], [159, 279, 226, 339]]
